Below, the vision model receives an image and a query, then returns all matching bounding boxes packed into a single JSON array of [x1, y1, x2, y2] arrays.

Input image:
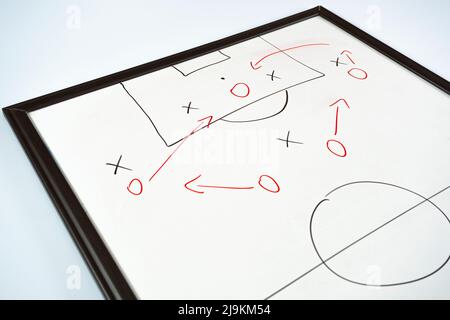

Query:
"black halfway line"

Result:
[[324, 185, 450, 263], [258, 36, 325, 76], [265, 185, 450, 300], [120, 82, 170, 147]]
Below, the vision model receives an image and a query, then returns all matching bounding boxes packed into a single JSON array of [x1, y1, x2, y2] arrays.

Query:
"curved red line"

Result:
[[184, 174, 204, 194], [253, 43, 330, 67]]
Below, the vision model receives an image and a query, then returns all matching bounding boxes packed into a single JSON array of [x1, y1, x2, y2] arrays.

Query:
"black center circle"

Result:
[[309, 181, 450, 287]]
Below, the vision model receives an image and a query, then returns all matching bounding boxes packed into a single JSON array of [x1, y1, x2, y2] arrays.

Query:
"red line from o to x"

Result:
[[251, 43, 330, 68], [148, 120, 208, 182]]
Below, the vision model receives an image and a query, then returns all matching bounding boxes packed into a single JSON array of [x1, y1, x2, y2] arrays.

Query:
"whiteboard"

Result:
[[14, 11, 450, 299]]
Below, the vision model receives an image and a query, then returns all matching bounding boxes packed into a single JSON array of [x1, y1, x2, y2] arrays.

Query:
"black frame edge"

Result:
[[2, 107, 137, 300], [318, 6, 450, 93]]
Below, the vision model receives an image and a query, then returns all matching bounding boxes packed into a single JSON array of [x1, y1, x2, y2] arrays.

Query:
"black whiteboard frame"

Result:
[[3, 6, 449, 300]]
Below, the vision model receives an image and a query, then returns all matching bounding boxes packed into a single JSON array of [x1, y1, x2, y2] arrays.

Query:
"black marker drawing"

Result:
[[276, 130, 303, 147], [221, 90, 289, 123], [266, 70, 281, 81], [258, 36, 325, 77], [120, 82, 172, 147], [330, 57, 347, 66], [121, 35, 327, 147], [266, 181, 450, 299], [181, 101, 199, 114], [122, 72, 324, 146], [172, 50, 231, 77]]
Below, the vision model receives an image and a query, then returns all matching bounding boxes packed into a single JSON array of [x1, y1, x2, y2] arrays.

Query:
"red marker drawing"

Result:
[[329, 98, 351, 109], [149, 116, 213, 182], [250, 43, 330, 69], [348, 67, 368, 80], [327, 139, 347, 158], [340, 50, 355, 64], [184, 174, 280, 194], [258, 175, 281, 193], [184, 174, 254, 194], [250, 61, 261, 70], [197, 115, 213, 128], [329, 98, 350, 135], [230, 82, 250, 98]]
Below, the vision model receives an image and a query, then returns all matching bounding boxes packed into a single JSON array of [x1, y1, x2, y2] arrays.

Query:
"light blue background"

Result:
[[0, 0, 448, 299]]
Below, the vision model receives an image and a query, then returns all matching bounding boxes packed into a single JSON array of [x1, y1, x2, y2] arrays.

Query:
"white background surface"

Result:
[[0, 0, 449, 299]]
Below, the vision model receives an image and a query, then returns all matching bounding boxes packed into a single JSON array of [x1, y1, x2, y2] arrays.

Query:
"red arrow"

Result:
[[197, 115, 213, 128], [332, 107, 340, 136], [149, 116, 212, 182], [184, 174, 254, 194], [250, 42, 329, 70], [329, 99, 350, 136], [340, 50, 355, 64], [250, 61, 261, 70], [329, 98, 350, 109]]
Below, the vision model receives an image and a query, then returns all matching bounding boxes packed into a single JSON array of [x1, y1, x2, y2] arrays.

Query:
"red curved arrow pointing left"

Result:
[[184, 174, 254, 194], [250, 42, 330, 70]]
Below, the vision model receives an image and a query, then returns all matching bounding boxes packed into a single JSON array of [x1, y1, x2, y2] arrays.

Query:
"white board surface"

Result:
[[30, 16, 450, 299]]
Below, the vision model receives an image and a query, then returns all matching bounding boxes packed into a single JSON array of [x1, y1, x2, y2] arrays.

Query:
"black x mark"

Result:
[[277, 131, 303, 148], [266, 70, 281, 81], [106, 155, 133, 175], [181, 101, 199, 114], [330, 57, 348, 67]]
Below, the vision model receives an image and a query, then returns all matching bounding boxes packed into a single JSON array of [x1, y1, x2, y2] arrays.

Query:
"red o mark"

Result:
[[127, 178, 143, 196], [258, 175, 280, 193], [326, 139, 347, 157], [230, 82, 250, 98], [347, 68, 368, 80]]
